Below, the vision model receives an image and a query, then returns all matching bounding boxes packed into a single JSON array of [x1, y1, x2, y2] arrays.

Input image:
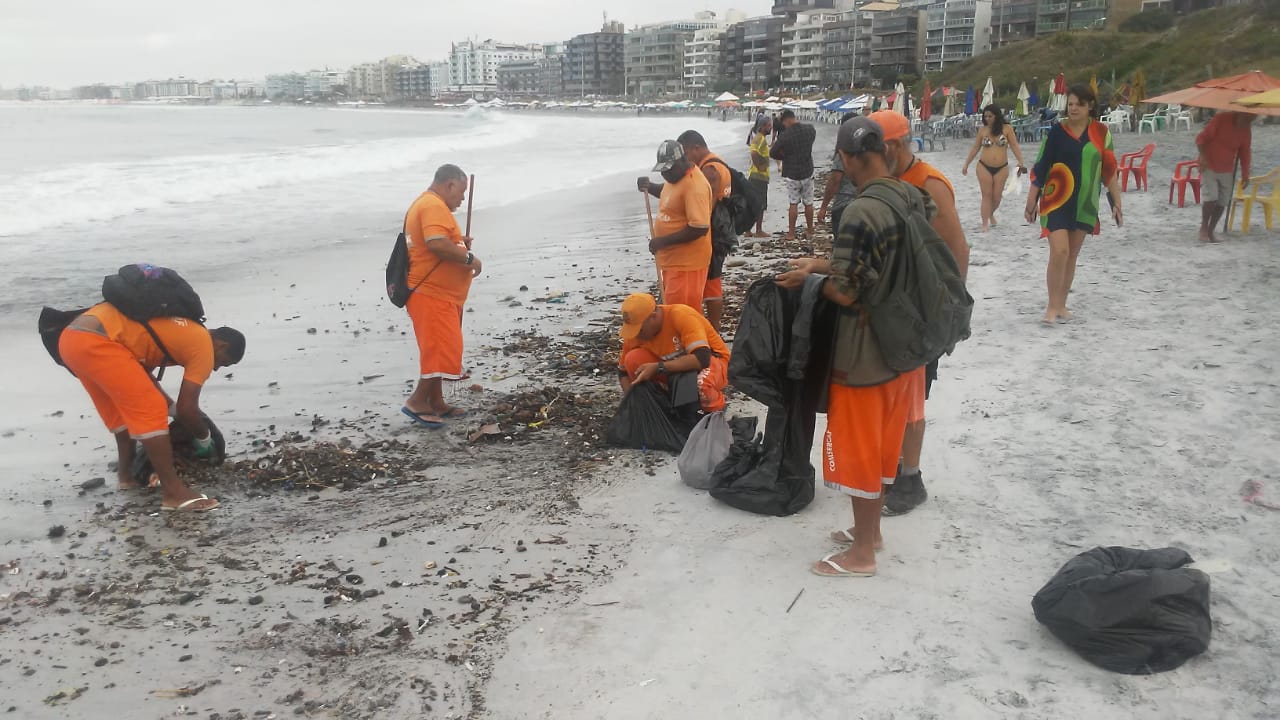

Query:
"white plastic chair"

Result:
[[1138, 112, 1160, 134], [1170, 105, 1193, 131], [1103, 109, 1128, 133]]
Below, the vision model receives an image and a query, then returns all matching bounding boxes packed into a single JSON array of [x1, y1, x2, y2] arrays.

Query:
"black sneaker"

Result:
[[882, 471, 927, 516]]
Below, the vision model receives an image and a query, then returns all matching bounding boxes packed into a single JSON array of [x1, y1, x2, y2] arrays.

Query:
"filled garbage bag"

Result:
[[131, 414, 227, 485], [1031, 546, 1211, 675], [677, 412, 732, 490], [605, 380, 698, 453]]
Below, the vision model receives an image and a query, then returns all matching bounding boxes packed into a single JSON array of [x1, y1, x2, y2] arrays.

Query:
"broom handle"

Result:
[[464, 174, 476, 244], [643, 190, 662, 303]]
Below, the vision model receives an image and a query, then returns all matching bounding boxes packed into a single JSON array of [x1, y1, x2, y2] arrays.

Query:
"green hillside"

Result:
[[931, 3, 1280, 105]]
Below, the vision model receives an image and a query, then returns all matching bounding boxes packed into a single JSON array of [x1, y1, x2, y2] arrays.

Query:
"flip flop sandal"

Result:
[[439, 407, 468, 420], [401, 407, 444, 429], [811, 553, 875, 578], [829, 529, 856, 545], [163, 494, 219, 513]]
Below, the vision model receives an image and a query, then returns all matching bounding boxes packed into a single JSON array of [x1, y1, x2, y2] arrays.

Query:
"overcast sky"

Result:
[[1, 0, 773, 88]]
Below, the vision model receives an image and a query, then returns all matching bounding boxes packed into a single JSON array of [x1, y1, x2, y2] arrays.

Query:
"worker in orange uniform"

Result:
[[636, 141, 713, 314], [676, 129, 733, 332], [616, 293, 730, 413]]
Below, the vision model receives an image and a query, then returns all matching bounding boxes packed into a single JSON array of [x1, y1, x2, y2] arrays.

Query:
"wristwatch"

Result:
[[465, 252, 474, 265], [657, 361, 666, 375]]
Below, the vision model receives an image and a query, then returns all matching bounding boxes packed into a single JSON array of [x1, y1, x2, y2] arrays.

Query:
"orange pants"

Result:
[[407, 292, 464, 380], [822, 368, 923, 500], [58, 329, 170, 439], [660, 267, 708, 313], [905, 366, 926, 424], [703, 276, 723, 303], [622, 348, 729, 412]]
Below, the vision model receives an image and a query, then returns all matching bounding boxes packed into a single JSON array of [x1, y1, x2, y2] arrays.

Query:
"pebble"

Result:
[[178, 654, 193, 662], [377, 537, 388, 548], [47, 525, 65, 539], [94, 658, 108, 667], [80, 477, 106, 491], [248, 595, 264, 606]]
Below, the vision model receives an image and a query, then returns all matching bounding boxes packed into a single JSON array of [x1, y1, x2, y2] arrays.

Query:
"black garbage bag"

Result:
[[1032, 546, 1212, 675], [131, 414, 227, 485], [605, 380, 698, 453]]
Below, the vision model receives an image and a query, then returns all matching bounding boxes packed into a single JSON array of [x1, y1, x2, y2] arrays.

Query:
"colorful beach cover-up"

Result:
[[1030, 120, 1117, 236]]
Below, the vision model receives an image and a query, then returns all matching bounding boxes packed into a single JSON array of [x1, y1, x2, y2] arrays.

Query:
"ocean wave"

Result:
[[0, 113, 535, 238]]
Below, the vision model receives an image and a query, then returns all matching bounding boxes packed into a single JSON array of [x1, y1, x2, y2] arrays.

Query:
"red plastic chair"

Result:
[[1168, 159, 1201, 207], [1119, 143, 1155, 192]]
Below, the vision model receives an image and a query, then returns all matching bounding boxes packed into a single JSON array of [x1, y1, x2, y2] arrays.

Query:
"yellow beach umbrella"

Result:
[[1234, 89, 1280, 108], [1090, 73, 1098, 101], [1132, 69, 1145, 108]]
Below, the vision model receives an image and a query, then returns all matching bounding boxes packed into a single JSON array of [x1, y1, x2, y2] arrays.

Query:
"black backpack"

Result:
[[704, 158, 761, 255], [38, 306, 91, 373], [100, 263, 206, 380], [386, 208, 437, 308]]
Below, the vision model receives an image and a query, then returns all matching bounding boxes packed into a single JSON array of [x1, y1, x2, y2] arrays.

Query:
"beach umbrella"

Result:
[[1234, 88, 1280, 108], [980, 76, 994, 110], [1052, 72, 1067, 112], [1144, 70, 1280, 116], [964, 85, 975, 115], [1131, 69, 1146, 109], [920, 80, 932, 122], [944, 88, 956, 117], [893, 82, 908, 115], [1089, 73, 1099, 102], [1017, 81, 1030, 116]]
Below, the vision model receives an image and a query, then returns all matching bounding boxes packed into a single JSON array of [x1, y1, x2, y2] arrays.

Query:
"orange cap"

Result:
[[619, 293, 657, 340], [867, 110, 911, 141]]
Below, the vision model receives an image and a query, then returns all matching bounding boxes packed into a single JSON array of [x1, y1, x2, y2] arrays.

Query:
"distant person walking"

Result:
[[770, 109, 817, 241], [637, 140, 714, 314], [401, 164, 483, 428], [962, 104, 1028, 232], [1024, 84, 1122, 325], [818, 113, 862, 233], [1196, 110, 1255, 243], [747, 116, 773, 238]]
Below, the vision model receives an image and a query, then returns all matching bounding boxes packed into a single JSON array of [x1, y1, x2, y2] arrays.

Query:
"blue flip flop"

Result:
[[401, 406, 444, 429]]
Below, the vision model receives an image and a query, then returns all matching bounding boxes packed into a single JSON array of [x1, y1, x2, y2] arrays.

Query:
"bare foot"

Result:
[[782, 233, 796, 242], [1198, 228, 1210, 242], [812, 548, 876, 577], [990, 215, 999, 227], [117, 470, 142, 491]]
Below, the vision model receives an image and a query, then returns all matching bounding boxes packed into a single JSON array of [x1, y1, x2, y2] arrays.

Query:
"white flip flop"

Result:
[[812, 553, 874, 578], [162, 494, 219, 513]]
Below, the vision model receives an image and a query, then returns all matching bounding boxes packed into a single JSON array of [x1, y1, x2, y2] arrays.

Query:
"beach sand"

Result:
[[2, 116, 1279, 719]]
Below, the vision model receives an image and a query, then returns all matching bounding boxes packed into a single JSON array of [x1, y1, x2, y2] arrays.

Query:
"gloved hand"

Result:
[[193, 433, 215, 460]]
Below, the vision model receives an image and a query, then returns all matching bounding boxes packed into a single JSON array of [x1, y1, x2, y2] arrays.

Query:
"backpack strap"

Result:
[[405, 202, 446, 296], [140, 320, 179, 382]]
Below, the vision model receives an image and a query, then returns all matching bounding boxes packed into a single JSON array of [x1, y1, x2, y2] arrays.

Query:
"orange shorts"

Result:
[[407, 292, 465, 380], [905, 365, 926, 423], [621, 348, 729, 413], [822, 368, 922, 500], [703, 276, 723, 303], [660, 267, 708, 313], [58, 328, 170, 439]]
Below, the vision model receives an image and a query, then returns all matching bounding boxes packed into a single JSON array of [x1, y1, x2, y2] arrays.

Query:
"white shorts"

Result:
[[1201, 169, 1234, 204], [785, 176, 815, 206]]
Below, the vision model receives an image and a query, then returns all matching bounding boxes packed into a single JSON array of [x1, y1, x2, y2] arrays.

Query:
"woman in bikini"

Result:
[[962, 104, 1028, 232]]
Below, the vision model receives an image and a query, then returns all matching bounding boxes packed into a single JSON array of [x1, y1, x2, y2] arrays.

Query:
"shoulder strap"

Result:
[[858, 181, 911, 223], [141, 320, 178, 382], [404, 196, 444, 294]]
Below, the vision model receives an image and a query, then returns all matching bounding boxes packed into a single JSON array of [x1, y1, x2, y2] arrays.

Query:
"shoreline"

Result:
[[2, 115, 1279, 719]]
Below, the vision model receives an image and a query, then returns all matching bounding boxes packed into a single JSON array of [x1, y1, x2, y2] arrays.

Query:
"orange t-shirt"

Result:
[[85, 303, 215, 385], [899, 159, 955, 201], [618, 303, 730, 367], [699, 153, 733, 202], [655, 166, 713, 272], [406, 190, 472, 306]]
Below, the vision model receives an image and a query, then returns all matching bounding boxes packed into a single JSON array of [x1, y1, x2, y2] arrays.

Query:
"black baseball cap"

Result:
[[836, 116, 885, 155], [653, 140, 684, 172]]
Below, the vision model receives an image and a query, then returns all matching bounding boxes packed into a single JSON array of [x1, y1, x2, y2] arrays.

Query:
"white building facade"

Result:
[[924, 0, 993, 72], [448, 40, 544, 95], [780, 9, 843, 90], [683, 27, 725, 97]]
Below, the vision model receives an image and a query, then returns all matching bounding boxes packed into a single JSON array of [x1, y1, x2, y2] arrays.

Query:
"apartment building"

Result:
[[924, 0, 992, 72], [624, 14, 719, 98], [722, 15, 786, 92], [781, 9, 842, 89], [496, 59, 541, 97], [134, 78, 200, 98], [990, 0, 1038, 47], [265, 73, 306, 99], [429, 62, 450, 98], [565, 22, 626, 97], [823, 3, 896, 90], [684, 28, 725, 96], [449, 40, 544, 95], [1035, 0, 1107, 34], [868, 4, 927, 80], [393, 64, 432, 99], [772, 0, 841, 13]]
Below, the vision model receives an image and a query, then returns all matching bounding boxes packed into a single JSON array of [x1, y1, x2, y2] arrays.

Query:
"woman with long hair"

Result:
[[1024, 84, 1123, 325], [962, 104, 1028, 231]]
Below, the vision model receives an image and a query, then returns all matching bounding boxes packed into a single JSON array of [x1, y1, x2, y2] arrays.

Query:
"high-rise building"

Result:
[[392, 63, 432, 100], [265, 73, 306, 99], [1036, 0, 1107, 34], [781, 9, 843, 90], [773, 0, 841, 14], [722, 15, 786, 93], [989, 0, 1038, 47], [496, 59, 541, 97], [565, 21, 626, 97], [924, 0, 993, 72], [449, 40, 544, 95], [624, 14, 719, 98], [868, 4, 927, 81], [684, 27, 725, 96]]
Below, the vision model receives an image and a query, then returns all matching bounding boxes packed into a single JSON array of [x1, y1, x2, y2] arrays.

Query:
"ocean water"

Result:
[[0, 102, 746, 316]]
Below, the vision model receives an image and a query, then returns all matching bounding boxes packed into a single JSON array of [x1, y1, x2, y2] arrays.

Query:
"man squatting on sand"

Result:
[[813, 110, 969, 516], [59, 305, 245, 512], [616, 292, 731, 415], [776, 116, 936, 577], [401, 164, 484, 429]]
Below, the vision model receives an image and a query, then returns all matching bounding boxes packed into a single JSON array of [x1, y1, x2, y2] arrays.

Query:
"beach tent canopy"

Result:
[[463, 98, 479, 106], [1017, 82, 1031, 116], [980, 77, 994, 110], [714, 91, 740, 102], [1146, 70, 1280, 116]]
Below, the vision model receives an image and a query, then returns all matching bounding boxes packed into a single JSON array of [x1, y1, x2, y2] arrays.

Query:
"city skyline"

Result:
[[0, 0, 771, 88]]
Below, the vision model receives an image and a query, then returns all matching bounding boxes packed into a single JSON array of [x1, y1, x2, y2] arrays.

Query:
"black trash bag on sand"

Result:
[[131, 414, 227, 486], [1032, 546, 1211, 675], [605, 378, 700, 454]]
